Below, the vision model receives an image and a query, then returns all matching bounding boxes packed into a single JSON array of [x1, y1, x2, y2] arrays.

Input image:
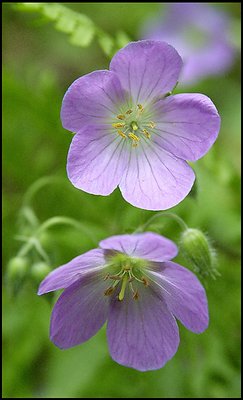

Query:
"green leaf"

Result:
[[116, 30, 131, 49], [69, 15, 95, 47], [14, 3, 42, 12], [70, 25, 94, 47], [97, 31, 115, 57], [55, 10, 77, 33], [13, 2, 123, 57], [41, 3, 62, 21]]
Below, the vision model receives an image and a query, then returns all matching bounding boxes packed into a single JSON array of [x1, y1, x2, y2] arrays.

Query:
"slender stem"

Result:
[[16, 237, 50, 264], [17, 238, 36, 258], [33, 239, 51, 264], [36, 216, 97, 244], [15, 235, 31, 242], [20, 206, 39, 228], [135, 212, 188, 233], [22, 176, 65, 207], [16, 215, 97, 260]]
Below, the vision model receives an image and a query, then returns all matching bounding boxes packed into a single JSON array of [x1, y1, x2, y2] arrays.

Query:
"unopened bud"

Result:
[[31, 262, 51, 283], [180, 228, 218, 280], [7, 257, 29, 282]]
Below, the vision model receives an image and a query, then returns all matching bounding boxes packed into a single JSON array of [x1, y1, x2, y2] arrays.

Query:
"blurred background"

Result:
[[2, 3, 241, 398]]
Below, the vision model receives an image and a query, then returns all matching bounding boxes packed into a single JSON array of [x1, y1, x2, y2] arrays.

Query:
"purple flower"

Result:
[[61, 40, 220, 210], [141, 3, 235, 85], [38, 232, 208, 371]]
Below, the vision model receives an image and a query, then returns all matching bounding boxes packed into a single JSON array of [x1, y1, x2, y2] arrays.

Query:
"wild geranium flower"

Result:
[[38, 232, 208, 371], [61, 40, 220, 210], [141, 3, 235, 85]]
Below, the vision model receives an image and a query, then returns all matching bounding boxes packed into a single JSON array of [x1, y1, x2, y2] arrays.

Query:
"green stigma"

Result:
[[118, 274, 128, 301], [130, 121, 139, 131]]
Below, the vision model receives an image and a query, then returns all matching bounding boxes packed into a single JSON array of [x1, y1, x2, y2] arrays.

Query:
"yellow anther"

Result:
[[147, 121, 156, 129], [142, 277, 149, 287], [112, 122, 125, 129], [142, 129, 151, 139], [116, 114, 125, 120], [128, 132, 140, 148], [128, 132, 140, 142], [133, 290, 139, 300], [117, 130, 127, 139], [137, 104, 144, 112], [125, 109, 133, 115], [104, 287, 115, 296]]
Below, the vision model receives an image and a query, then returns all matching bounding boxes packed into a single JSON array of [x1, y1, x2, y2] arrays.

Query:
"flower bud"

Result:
[[180, 228, 218, 280], [7, 257, 29, 282], [31, 262, 51, 283]]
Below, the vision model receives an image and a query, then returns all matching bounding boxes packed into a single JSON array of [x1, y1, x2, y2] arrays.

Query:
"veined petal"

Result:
[[67, 126, 130, 195], [152, 93, 221, 161], [61, 70, 125, 133], [99, 232, 178, 262], [119, 141, 195, 210], [110, 40, 182, 105], [38, 249, 106, 295], [107, 285, 179, 371], [50, 272, 109, 349], [148, 261, 209, 333]]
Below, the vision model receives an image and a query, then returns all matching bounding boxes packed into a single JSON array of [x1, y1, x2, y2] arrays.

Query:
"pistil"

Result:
[[112, 104, 154, 147], [130, 121, 139, 131], [103, 253, 150, 301], [118, 274, 128, 301]]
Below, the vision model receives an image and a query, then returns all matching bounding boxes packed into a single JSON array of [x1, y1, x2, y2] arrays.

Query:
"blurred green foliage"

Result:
[[14, 2, 130, 56], [2, 3, 241, 398]]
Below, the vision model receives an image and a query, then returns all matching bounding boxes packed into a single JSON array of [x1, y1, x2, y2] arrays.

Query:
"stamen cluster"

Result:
[[104, 254, 149, 300], [112, 104, 156, 147]]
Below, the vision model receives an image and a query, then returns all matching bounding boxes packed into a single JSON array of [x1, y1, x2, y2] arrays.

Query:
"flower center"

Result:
[[103, 253, 149, 301], [112, 104, 156, 148]]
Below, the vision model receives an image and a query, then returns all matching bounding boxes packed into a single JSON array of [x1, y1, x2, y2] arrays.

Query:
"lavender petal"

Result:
[[110, 40, 182, 105], [38, 249, 106, 295], [152, 93, 221, 161], [50, 272, 109, 349], [99, 232, 178, 262], [107, 285, 179, 371], [148, 261, 209, 333]]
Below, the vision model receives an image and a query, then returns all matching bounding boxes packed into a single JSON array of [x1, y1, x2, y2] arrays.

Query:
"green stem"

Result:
[[16, 216, 97, 260], [17, 238, 36, 258], [20, 206, 39, 228], [22, 176, 65, 208], [33, 239, 51, 264], [135, 212, 188, 233], [36, 216, 97, 244]]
